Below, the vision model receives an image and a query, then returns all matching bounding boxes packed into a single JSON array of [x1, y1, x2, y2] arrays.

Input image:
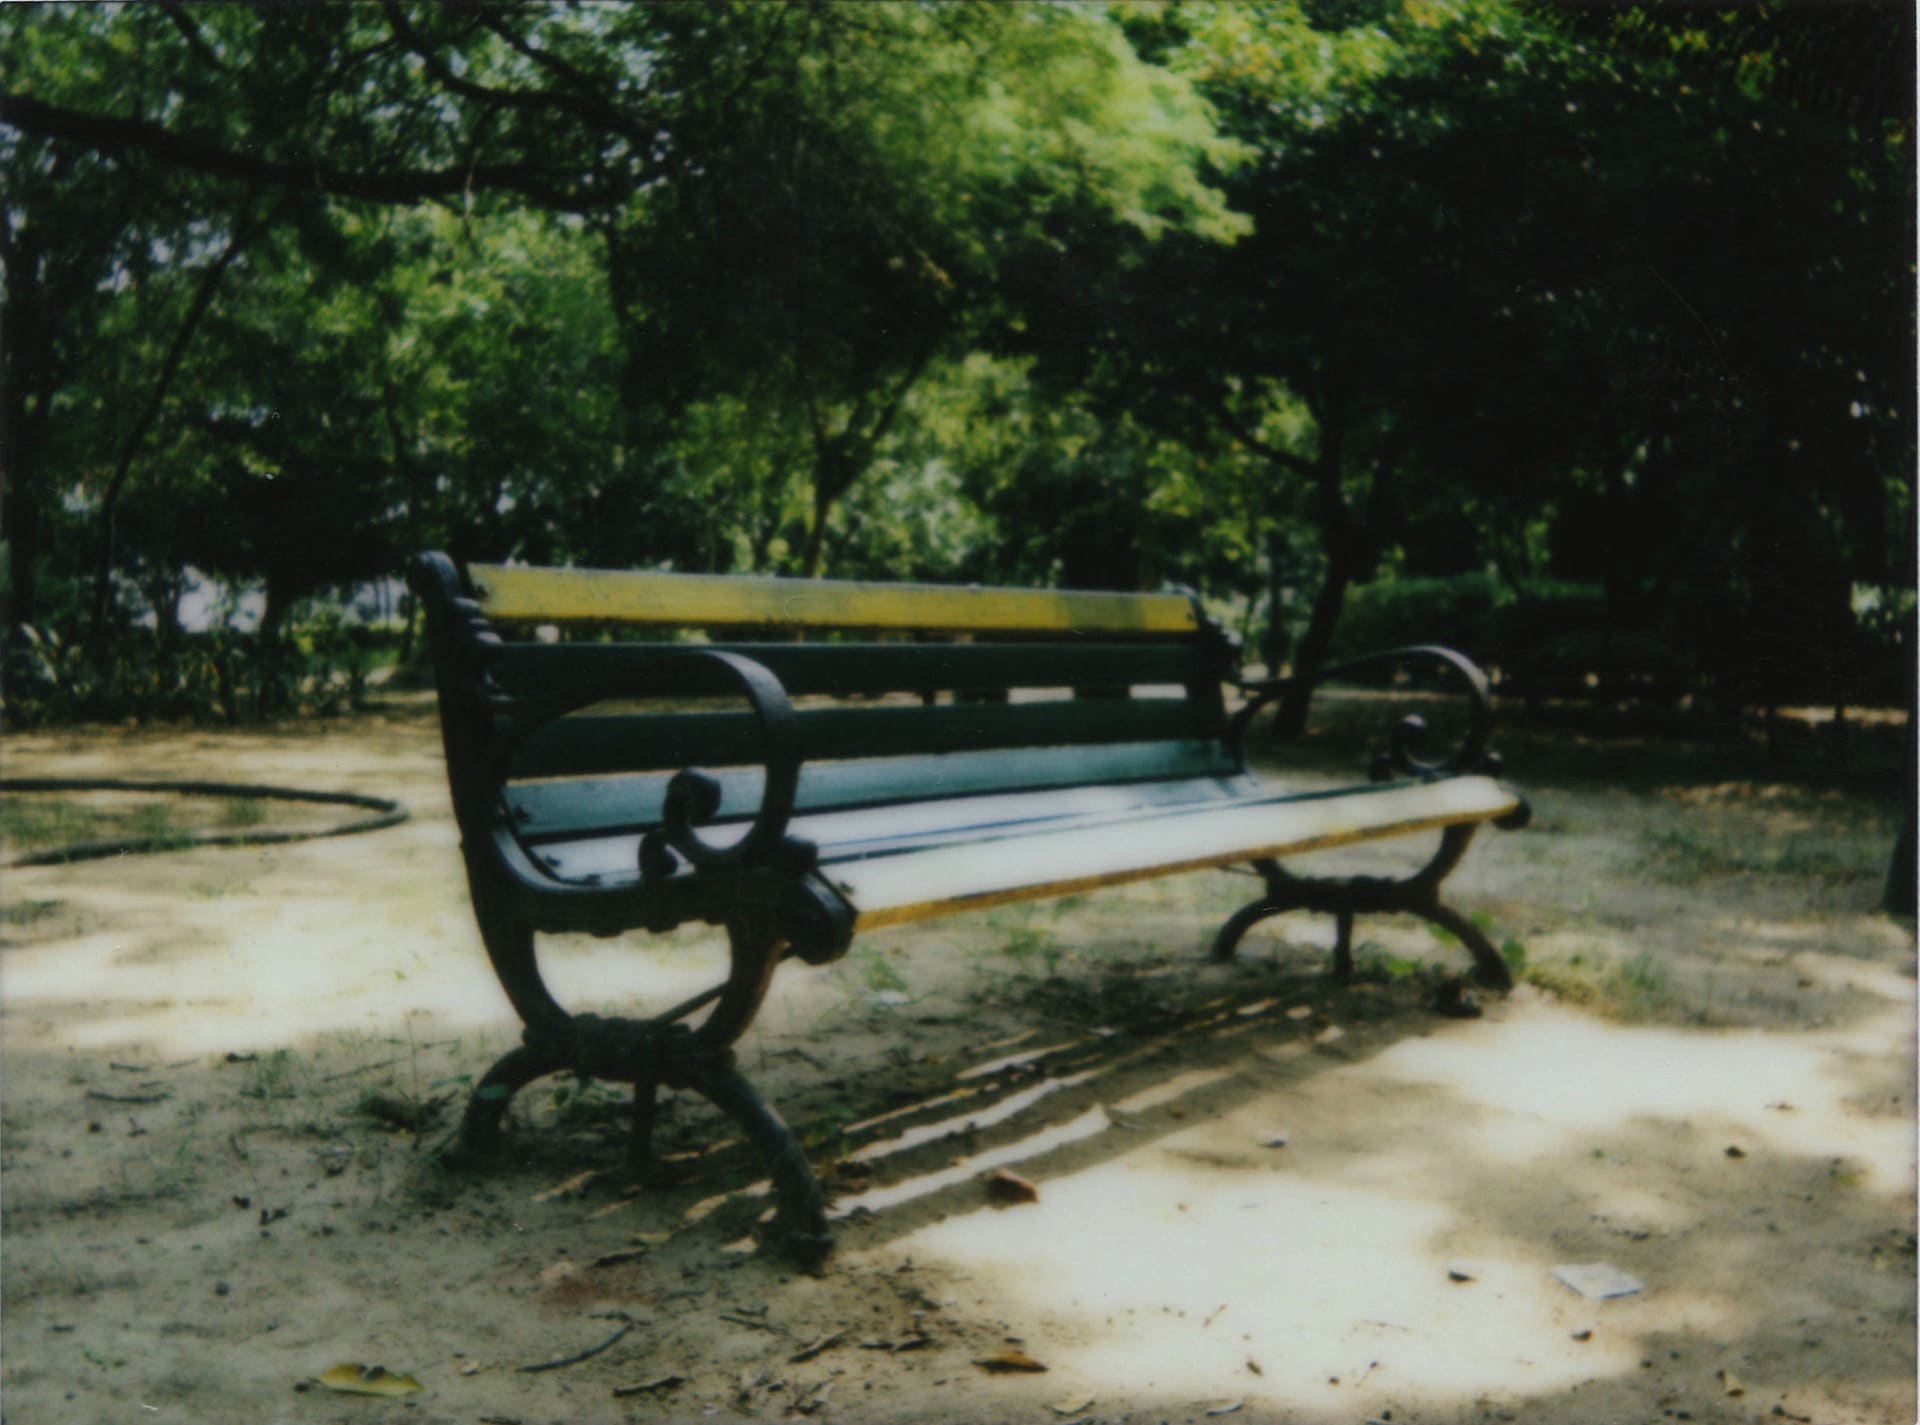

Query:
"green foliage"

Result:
[[2, 0, 1910, 725]]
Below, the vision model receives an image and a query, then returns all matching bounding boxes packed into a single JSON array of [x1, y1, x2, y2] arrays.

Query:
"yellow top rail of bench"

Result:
[[467, 563, 1200, 636]]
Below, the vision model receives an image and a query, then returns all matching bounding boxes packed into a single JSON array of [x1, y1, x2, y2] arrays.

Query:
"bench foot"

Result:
[[1213, 890, 1512, 991], [664, 1049, 832, 1265], [1212, 828, 1514, 992], [439, 1042, 568, 1166], [440, 1017, 832, 1264]]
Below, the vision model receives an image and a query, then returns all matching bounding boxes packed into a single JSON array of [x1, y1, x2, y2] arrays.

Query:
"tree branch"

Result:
[[466, 8, 652, 143], [0, 92, 617, 212], [1215, 399, 1314, 477], [159, 2, 226, 70], [87, 192, 287, 650], [379, 0, 638, 138]]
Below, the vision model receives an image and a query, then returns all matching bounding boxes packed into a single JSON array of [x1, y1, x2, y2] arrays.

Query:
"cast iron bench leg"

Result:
[[1211, 827, 1514, 991], [447, 1041, 568, 1164], [441, 903, 833, 1263], [664, 1049, 832, 1264]]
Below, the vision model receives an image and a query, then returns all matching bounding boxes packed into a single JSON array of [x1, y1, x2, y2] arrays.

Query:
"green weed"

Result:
[[219, 796, 268, 830], [1351, 943, 1425, 983], [1002, 921, 1063, 978], [1523, 949, 1678, 1021], [0, 898, 64, 926], [550, 1072, 627, 1128]]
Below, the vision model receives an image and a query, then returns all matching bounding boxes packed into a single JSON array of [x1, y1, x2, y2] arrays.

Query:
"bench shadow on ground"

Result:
[[451, 908, 1913, 1424]]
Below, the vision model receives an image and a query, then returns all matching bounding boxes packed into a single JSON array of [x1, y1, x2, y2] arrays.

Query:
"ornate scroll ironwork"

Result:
[[1228, 643, 1503, 780], [486, 647, 820, 883]]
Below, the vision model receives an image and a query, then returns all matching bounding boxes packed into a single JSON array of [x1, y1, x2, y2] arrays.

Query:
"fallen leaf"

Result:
[[613, 1374, 686, 1397], [1246, 1358, 1263, 1376], [313, 1363, 422, 1397], [1724, 1144, 1747, 1159], [790, 1329, 849, 1364], [1313, 1024, 1345, 1045], [1718, 1368, 1745, 1397], [533, 1170, 602, 1203], [1051, 1396, 1096, 1415], [1571, 1329, 1593, 1343], [1285, 1005, 1314, 1020], [983, 1168, 1040, 1205], [974, 1349, 1048, 1373], [590, 1248, 648, 1269], [1447, 1269, 1474, 1283]]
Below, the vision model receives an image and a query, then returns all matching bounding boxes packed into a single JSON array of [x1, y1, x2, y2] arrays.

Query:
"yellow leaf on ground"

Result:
[[1051, 1395, 1096, 1414], [314, 1363, 422, 1397], [533, 1169, 601, 1202], [974, 1349, 1048, 1373]]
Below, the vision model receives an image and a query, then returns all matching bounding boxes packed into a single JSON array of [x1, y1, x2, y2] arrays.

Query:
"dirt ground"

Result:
[[2, 697, 1914, 1425]]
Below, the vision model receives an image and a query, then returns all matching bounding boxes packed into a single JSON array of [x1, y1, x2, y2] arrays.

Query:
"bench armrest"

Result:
[[1229, 643, 1500, 780], [494, 648, 818, 880]]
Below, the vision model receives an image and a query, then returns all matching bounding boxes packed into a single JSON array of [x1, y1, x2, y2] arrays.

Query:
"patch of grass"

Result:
[[235, 1047, 334, 1134], [857, 949, 910, 997], [1002, 920, 1063, 978], [1766, 839, 1861, 878], [1641, 826, 1872, 883], [0, 898, 65, 926], [1351, 943, 1425, 983], [1501, 938, 1529, 977], [1523, 949, 1679, 1021], [1, 792, 199, 854], [219, 796, 268, 830], [803, 1098, 858, 1157], [550, 1072, 627, 1128]]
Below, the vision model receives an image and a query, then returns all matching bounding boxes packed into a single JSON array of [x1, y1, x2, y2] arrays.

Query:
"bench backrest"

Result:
[[414, 556, 1247, 863]]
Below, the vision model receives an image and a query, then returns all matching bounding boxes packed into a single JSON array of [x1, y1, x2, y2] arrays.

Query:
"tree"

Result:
[[602, 1, 1246, 576], [1009, 0, 1913, 724]]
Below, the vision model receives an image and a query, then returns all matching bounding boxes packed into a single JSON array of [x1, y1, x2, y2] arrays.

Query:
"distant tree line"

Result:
[[1, 0, 1911, 724]]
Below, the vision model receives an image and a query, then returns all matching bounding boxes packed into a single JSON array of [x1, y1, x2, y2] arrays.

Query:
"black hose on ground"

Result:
[[0, 778, 409, 868]]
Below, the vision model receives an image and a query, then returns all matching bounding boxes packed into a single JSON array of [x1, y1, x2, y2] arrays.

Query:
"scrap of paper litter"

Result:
[[1551, 1263, 1644, 1299]]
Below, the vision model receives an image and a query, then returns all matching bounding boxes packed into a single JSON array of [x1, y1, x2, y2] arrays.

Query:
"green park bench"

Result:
[[411, 552, 1530, 1260]]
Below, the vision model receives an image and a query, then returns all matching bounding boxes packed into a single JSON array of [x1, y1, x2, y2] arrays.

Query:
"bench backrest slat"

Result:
[[492, 639, 1212, 705], [470, 562, 1199, 636], [414, 552, 1245, 853], [509, 697, 1211, 782], [507, 740, 1246, 843]]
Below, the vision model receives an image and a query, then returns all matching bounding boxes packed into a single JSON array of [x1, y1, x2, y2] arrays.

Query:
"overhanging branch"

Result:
[[0, 91, 619, 212]]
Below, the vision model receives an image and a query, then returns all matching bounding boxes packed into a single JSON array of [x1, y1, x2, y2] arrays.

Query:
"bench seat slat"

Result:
[[493, 640, 1214, 703], [836, 776, 1523, 931], [507, 740, 1244, 843], [510, 697, 1209, 780], [523, 771, 1260, 881]]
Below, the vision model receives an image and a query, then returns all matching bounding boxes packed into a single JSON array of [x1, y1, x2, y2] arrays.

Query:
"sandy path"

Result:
[[1, 710, 1912, 1424]]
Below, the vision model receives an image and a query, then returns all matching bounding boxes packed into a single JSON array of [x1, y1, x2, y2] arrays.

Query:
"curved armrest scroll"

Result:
[[1229, 643, 1499, 780], [493, 649, 816, 881]]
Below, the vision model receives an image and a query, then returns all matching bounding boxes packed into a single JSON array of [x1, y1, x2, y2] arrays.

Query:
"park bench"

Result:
[[411, 552, 1530, 1260]]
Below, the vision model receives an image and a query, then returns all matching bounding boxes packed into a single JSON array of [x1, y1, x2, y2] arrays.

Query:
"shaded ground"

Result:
[[1, 697, 1913, 1424]]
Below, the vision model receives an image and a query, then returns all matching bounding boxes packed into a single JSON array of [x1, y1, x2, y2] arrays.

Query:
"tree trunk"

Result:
[[1272, 538, 1363, 737], [86, 200, 265, 657]]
